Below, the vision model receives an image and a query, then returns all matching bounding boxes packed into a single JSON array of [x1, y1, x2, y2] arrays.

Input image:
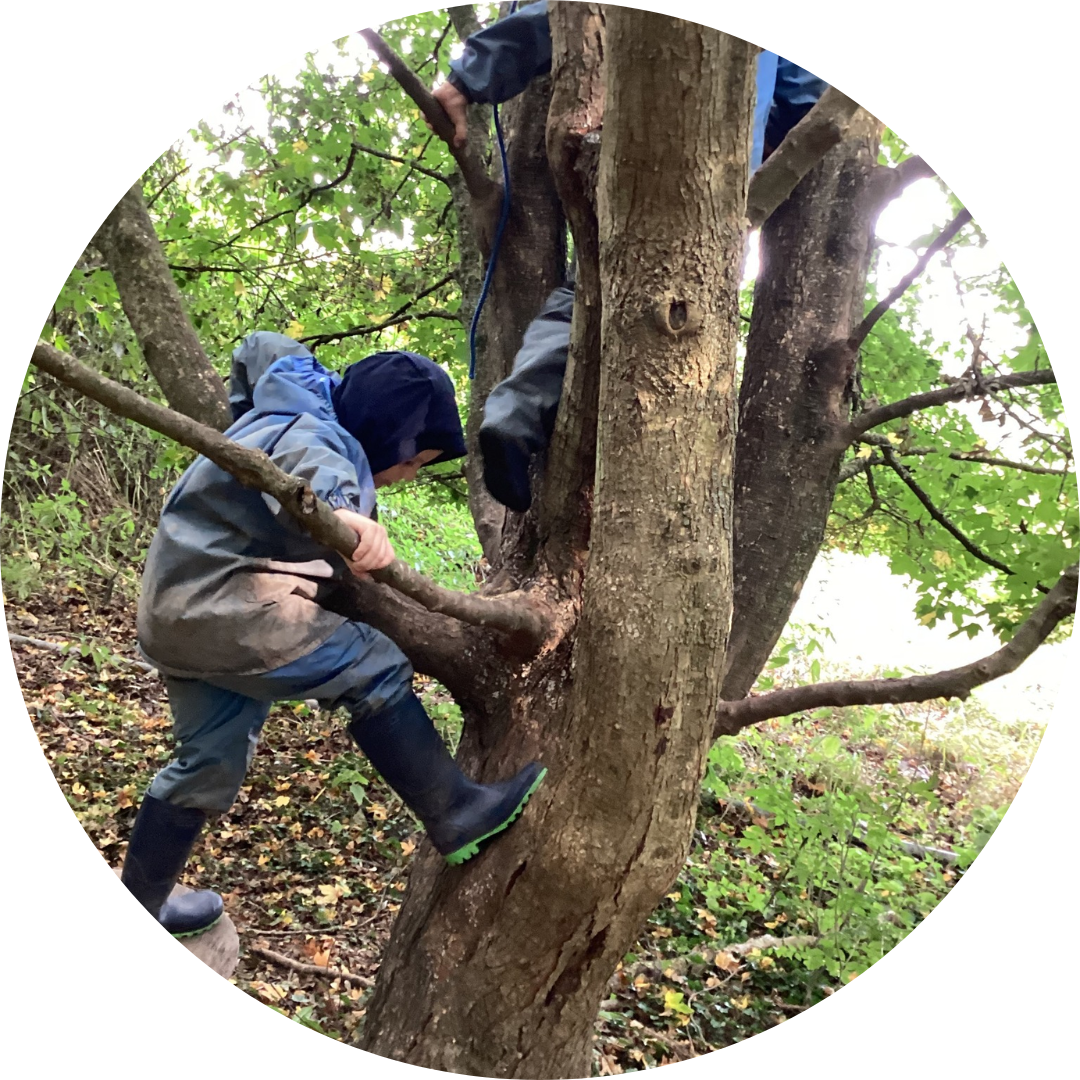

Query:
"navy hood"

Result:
[[331, 351, 467, 475]]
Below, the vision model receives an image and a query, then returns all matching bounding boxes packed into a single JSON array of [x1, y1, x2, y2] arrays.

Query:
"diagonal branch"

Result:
[[353, 141, 452, 187], [359, 28, 497, 205], [851, 368, 1058, 434], [746, 88, 863, 228], [715, 563, 1077, 734], [849, 208, 972, 352], [878, 445, 1022, 579], [29, 341, 549, 649], [299, 272, 459, 347]]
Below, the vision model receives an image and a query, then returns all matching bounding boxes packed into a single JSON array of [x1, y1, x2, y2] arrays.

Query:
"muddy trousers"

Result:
[[147, 620, 413, 812]]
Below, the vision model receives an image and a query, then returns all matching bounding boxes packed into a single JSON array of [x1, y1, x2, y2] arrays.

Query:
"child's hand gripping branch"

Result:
[[122, 336, 546, 941], [333, 508, 395, 579]]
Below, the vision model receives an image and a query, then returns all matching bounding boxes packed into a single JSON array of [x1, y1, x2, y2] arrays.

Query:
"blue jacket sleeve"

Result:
[[448, 1, 552, 105], [765, 59, 829, 152], [263, 415, 377, 524]]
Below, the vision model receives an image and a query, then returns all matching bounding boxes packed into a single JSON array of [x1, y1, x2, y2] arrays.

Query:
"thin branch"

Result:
[[354, 141, 452, 187], [849, 209, 972, 351], [7, 633, 157, 675], [841, 436, 1071, 481], [359, 28, 497, 205], [715, 563, 1077, 734], [851, 369, 1058, 434], [879, 446, 1018, 578], [248, 945, 374, 987], [746, 88, 863, 229], [29, 340, 549, 648], [300, 272, 459, 347]]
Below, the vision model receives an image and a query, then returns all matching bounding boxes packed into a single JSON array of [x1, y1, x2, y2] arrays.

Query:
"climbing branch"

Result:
[[29, 341, 549, 649], [714, 563, 1077, 734], [851, 369, 1058, 434], [359, 28, 497, 205], [746, 88, 863, 228]]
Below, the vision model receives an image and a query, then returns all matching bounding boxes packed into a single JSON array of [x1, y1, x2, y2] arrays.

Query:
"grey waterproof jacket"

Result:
[[137, 336, 375, 677]]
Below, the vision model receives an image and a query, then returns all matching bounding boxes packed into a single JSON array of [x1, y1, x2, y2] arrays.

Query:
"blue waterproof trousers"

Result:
[[147, 621, 412, 812]]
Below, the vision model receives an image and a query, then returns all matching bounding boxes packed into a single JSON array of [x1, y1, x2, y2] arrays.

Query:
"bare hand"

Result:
[[333, 508, 395, 578], [432, 80, 469, 150]]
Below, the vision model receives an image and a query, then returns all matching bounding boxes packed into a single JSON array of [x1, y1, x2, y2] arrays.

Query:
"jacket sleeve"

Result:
[[263, 416, 378, 524], [448, 1, 552, 105], [765, 59, 829, 152]]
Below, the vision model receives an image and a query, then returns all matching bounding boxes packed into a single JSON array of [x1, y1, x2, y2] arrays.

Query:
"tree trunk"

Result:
[[94, 184, 233, 431], [360, 12, 753, 1077], [722, 113, 884, 701], [464, 73, 567, 571]]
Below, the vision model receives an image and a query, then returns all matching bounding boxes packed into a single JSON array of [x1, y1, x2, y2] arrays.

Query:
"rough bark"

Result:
[[466, 73, 567, 578], [360, 14, 753, 1077], [723, 112, 885, 702], [93, 184, 233, 431], [536, 1, 605, 580]]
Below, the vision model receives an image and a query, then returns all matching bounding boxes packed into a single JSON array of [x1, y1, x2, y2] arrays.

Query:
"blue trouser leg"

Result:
[[148, 620, 413, 813]]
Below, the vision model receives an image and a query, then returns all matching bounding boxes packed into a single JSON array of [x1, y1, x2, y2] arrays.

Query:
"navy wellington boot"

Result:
[[348, 692, 546, 865], [478, 285, 573, 513], [120, 794, 224, 937]]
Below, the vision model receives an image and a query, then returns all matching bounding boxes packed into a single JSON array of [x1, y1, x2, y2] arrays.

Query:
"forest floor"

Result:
[[8, 577, 1039, 1071]]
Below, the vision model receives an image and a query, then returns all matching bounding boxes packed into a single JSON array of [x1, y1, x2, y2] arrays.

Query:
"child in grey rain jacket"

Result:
[[122, 332, 545, 938]]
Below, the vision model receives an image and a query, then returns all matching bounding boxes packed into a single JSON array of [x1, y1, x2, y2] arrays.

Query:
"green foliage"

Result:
[[831, 217, 1075, 640]]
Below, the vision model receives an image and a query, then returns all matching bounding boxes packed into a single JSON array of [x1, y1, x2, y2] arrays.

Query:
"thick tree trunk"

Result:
[[722, 113, 884, 701], [94, 184, 233, 431], [360, 13, 752, 1077]]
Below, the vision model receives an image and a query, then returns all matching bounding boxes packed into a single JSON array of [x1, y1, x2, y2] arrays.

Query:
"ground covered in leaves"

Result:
[[8, 580, 1038, 1071]]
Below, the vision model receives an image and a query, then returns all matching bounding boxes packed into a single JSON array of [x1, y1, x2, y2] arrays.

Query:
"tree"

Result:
[[21, 5, 1074, 1077]]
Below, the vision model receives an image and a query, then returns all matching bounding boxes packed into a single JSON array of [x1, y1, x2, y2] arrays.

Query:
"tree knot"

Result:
[[652, 295, 703, 339]]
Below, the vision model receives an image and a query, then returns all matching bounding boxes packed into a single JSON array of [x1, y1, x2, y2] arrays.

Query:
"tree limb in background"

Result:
[[844, 434, 1070, 480], [848, 208, 972, 351], [447, 5, 481, 41], [746, 89, 863, 228], [851, 368, 1058, 434], [30, 341, 550, 649], [354, 141, 452, 187], [714, 563, 1077, 734], [92, 185, 233, 431], [359, 28, 497, 207], [878, 445, 1022, 578], [300, 272, 459, 347]]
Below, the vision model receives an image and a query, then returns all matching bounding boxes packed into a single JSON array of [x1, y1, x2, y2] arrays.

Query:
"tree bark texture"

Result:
[[93, 184, 233, 431], [722, 112, 885, 702], [360, 13, 753, 1077], [464, 74, 567, 572]]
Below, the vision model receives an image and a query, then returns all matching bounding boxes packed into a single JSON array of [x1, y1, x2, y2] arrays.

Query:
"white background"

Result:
[[2, 2, 1074, 1076]]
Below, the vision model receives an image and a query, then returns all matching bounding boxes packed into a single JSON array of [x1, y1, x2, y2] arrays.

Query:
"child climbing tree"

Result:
[[22, 5, 1074, 1077]]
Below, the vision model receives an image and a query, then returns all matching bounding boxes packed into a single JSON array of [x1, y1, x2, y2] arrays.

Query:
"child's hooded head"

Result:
[[331, 351, 467, 482]]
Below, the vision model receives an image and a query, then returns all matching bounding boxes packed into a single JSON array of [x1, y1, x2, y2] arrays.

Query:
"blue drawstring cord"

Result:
[[467, 2, 517, 380]]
